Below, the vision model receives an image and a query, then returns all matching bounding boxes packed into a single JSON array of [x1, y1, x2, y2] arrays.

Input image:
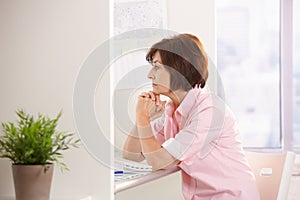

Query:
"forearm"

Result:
[[122, 125, 145, 162], [137, 121, 178, 170], [140, 136, 179, 170]]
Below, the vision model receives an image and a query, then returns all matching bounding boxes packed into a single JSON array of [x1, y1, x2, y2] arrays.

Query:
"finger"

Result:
[[138, 95, 147, 101], [155, 94, 161, 105], [139, 95, 149, 101], [140, 92, 150, 98], [148, 91, 156, 101]]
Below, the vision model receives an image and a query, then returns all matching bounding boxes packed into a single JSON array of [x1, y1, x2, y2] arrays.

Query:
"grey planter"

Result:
[[12, 164, 54, 200]]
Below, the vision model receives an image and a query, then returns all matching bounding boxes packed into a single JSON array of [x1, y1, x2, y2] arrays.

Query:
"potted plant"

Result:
[[0, 109, 79, 200]]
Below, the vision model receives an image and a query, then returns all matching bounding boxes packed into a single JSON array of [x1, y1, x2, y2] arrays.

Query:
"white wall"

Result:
[[116, 171, 184, 200], [167, 0, 215, 60], [167, 0, 217, 92], [0, 0, 111, 199]]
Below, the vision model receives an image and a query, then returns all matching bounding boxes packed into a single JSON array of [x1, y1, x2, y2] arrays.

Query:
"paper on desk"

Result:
[[115, 158, 153, 173], [114, 172, 150, 182]]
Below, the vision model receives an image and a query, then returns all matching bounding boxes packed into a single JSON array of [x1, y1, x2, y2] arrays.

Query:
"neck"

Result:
[[167, 89, 188, 109]]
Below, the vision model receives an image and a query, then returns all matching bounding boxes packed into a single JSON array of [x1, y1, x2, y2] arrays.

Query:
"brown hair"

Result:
[[146, 34, 208, 91]]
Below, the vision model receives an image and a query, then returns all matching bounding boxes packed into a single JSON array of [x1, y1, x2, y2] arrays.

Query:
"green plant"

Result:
[[0, 109, 80, 172]]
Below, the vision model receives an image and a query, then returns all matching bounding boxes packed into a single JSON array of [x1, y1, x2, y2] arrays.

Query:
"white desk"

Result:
[[115, 166, 180, 193]]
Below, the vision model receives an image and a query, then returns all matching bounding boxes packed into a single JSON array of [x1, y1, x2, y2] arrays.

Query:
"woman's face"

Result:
[[147, 51, 171, 95]]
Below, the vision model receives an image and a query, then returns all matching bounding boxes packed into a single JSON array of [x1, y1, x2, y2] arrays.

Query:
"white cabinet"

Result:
[[116, 171, 184, 200]]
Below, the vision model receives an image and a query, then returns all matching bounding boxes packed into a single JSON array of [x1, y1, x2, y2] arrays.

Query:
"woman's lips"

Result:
[[152, 83, 158, 87]]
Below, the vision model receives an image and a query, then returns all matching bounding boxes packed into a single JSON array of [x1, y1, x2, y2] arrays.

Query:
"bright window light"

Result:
[[216, 0, 281, 148]]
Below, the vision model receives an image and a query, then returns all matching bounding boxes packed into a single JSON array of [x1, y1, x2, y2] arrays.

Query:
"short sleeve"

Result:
[[150, 112, 166, 145], [162, 105, 226, 161]]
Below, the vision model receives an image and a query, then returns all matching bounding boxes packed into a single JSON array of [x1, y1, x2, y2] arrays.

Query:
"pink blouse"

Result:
[[151, 87, 260, 200]]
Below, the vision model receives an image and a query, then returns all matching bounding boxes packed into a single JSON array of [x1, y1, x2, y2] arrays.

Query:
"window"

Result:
[[293, 0, 300, 147], [216, 0, 281, 148]]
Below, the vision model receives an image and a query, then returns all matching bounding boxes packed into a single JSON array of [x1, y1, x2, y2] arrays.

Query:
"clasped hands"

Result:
[[136, 91, 166, 126]]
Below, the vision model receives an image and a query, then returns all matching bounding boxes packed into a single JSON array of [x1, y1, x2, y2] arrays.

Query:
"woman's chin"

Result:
[[152, 88, 159, 94]]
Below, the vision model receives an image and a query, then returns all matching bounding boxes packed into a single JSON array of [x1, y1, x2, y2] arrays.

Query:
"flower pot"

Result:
[[12, 164, 54, 200]]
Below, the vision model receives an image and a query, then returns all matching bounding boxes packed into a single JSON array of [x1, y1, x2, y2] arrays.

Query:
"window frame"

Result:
[[281, 0, 295, 152]]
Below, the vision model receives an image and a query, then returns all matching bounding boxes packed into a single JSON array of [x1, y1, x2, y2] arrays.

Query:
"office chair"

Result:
[[245, 151, 296, 200]]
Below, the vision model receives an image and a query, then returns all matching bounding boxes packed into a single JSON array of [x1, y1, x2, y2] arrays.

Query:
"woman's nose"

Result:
[[147, 68, 155, 79]]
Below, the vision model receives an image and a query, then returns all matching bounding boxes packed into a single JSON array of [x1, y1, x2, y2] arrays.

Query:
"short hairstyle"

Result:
[[146, 34, 208, 91]]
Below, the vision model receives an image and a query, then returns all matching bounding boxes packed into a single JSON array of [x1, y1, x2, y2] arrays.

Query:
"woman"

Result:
[[123, 34, 260, 200]]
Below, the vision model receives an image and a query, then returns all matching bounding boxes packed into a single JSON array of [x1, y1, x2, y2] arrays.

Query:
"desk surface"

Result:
[[115, 166, 180, 193]]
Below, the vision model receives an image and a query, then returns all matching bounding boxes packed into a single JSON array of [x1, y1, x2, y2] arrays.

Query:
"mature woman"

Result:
[[123, 34, 260, 200]]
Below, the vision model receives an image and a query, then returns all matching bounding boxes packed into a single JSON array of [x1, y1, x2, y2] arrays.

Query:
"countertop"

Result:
[[115, 166, 180, 193]]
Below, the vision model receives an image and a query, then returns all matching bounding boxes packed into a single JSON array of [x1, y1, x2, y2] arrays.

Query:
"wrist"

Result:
[[136, 115, 150, 127]]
